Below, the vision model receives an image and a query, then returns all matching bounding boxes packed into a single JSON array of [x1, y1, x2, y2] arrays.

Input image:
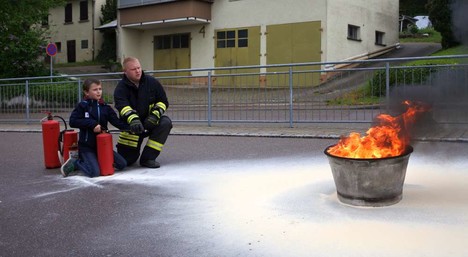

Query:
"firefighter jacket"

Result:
[[69, 98, 129, 152], [114, 71, 169, 124]]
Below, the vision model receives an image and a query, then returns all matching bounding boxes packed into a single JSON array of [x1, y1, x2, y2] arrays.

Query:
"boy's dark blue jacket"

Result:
[[69, 98, 129, 152]]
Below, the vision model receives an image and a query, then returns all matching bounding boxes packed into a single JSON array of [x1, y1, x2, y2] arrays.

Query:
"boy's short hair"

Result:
[[82, 78, 101, 92]]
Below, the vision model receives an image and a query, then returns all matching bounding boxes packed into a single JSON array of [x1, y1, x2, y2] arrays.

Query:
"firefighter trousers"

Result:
[[116, 116, 172, 166]]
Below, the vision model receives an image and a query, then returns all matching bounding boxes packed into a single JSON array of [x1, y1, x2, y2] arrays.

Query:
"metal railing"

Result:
[[1, 55, 468, 126]]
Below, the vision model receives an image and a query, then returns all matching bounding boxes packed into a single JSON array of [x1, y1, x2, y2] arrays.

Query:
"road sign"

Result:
[[46, 43, 57, 57]]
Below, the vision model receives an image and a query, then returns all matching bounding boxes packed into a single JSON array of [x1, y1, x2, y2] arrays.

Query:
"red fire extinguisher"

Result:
[[60, 130, 78, 163], [41, 112, 61, 169], [97, 132, 114, 176], [41, 112, 62, 169], [41, 112, 78, 169]]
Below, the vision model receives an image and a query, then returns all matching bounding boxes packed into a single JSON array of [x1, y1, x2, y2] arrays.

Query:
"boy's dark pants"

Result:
[[76, 148, 127, 177]]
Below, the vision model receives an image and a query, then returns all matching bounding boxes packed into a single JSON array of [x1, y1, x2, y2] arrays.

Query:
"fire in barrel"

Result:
[[325, 101, 430, 207]]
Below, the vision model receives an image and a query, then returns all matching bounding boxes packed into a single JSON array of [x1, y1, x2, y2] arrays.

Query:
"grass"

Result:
[[404, 44, 468, 67], [432, 45, 468, 56], [399, 28, 442, 43], [326, 84, 381, 105]]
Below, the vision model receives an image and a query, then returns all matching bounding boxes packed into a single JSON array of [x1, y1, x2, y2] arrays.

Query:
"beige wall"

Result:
[[117, 23, 211, 73], [326, 0, 399, 62], [48, 0, 105, 64], [118, 0, 399, 70]]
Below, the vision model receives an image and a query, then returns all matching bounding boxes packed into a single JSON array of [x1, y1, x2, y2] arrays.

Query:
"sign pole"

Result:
[[46, 43, 57, 82], [50, 56, 53, 82]]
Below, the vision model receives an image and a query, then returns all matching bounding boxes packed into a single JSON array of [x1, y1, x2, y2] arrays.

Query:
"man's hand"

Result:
[[144, 114, 159, 131], [129, 119, 144, 134]]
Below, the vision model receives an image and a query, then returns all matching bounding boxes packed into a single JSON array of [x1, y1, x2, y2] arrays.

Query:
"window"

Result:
[[80, 1, 88, 21], [172, 34, 189, 48], [216, 31, 225, 48], [375, 31, 385, 46], [155, 35, 171, 49], [41, 15, 49, 27], [81, 40, 88, 49], [347, 24, 361, 41], [217, 30, 236, 48], [55, 42, 62, 52], [155, 34, 189, 49], [216, 29, 248, 48], [237, 29, 248, 47], [65, 3, 72, 23]]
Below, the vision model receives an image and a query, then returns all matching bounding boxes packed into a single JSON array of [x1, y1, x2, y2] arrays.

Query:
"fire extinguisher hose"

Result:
[[54, 115, 69, 157], [105, 129, 146, 134]]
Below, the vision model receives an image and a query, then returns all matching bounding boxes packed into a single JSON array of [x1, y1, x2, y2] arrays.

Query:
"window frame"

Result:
[[81, 40, 89, 49], [80, 1, 89, 21], [347, 24, 361, 41], [375, 31, 386, 46], [64, 3, 73, 24], [237, 29, 248, 48], [55, 42, 62, 53], [216, 29, 249, 49], [154, 34, 190, 50], [41, 14, 49, 27]]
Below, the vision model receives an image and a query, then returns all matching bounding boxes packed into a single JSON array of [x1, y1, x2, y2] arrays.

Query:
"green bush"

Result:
[[30, 82, 79, 103], [366, 61, 454, 97], [1, 79, 79, 105], [409, 25, 419, 35]]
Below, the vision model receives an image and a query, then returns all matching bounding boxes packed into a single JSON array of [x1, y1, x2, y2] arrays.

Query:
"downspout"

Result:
[[92, 0, 96, 61], [324, 0, 327, 63]]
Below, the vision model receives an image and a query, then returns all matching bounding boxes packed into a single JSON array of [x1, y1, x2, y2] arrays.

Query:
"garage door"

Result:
[[214, 26, 260, 87], [266, 21, 321, 87], [153, 33, 191, 84]]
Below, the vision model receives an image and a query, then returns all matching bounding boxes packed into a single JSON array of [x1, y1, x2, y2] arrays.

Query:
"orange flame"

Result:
[[327, 101, 430, 159]]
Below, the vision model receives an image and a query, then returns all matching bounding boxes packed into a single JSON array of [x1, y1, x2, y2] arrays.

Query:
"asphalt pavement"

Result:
[[0, 131, 467, 257]]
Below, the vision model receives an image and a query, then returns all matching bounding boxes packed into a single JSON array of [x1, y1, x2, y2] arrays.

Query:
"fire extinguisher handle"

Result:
[[100, 126, 108, 133], [105, 129, 147, 134]]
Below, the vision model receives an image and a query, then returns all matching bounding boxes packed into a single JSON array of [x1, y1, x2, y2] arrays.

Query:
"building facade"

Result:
[[117, 0, 399, 75], [47, 0, 106, 64]]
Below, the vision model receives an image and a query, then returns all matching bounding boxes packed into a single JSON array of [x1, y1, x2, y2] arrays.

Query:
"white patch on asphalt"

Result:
[[36, 153, 468, 257]]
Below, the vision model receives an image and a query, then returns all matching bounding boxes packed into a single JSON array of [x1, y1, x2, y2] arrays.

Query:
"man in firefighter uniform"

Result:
[[114, 57, 172, 168]]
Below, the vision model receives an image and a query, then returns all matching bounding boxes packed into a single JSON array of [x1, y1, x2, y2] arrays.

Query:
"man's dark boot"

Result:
[[140, 159, 160, 168]]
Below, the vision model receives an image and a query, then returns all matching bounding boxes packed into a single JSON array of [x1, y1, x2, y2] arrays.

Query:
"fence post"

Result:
[[77, 78, 82, 102], [25, 80, 30, 123], [289, 67, 294, 128], [208, 71, 212, 127], [385, 62, 390, 112]]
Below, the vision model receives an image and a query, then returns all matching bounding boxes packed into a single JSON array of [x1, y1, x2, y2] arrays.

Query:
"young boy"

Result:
[[61, 78, 130, 177]]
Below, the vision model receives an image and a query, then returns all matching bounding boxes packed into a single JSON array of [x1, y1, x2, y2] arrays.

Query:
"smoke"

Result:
[[451, 0, 468, 45], [388, 67, 468, 140]]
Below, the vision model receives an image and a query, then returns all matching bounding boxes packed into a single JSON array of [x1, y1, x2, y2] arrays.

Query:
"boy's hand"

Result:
[[93, 124, 102, 133]]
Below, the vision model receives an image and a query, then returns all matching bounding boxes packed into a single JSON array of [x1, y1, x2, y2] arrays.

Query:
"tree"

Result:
[[96, 0, 117, 67], [426, 0, 459, 48], [400, 0, 429, 16], [0, 0, 65, 78]]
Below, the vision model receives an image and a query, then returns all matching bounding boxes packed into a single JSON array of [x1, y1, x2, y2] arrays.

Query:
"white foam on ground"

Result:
[[194, 155, 468, 257], [46, 153, 468, 256]]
